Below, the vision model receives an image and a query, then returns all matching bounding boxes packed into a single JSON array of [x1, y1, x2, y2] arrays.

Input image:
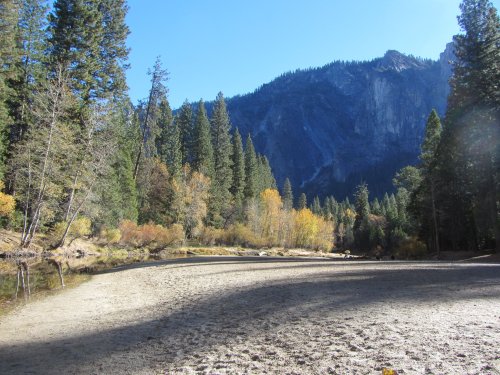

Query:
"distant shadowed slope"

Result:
[[223, 43, 454, 199]]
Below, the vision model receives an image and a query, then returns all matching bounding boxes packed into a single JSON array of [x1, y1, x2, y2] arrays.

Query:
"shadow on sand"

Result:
[[1, 257, 499, 374]]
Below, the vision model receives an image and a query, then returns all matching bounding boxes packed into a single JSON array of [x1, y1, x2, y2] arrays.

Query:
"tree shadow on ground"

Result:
[[93, 255, 337, 274], [1, 259, 499, 374]]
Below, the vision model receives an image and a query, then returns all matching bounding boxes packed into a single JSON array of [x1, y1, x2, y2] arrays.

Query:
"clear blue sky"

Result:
[[125, 0, 500, 109]]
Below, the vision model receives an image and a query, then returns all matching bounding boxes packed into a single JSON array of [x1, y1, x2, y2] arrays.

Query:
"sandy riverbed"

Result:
[[0, 257, 499, 374]]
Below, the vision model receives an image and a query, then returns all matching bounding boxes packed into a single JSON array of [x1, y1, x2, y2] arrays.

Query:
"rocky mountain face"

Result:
[[224, 44, 454, 199]]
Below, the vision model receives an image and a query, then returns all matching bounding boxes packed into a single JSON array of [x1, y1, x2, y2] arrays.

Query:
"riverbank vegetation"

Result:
[[0, 0, 498, 258]]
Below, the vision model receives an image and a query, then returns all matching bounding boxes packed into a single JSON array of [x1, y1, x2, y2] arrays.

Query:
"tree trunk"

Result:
[[15, 268, 20, 299], [20, 265, 26, 300], [64, 173, 79, 222], [22, 261, 30, 297], [21, 151, 32, 244], [56, 180, 95, 248], [49, 259, 65, 288], [56, 261, 65, 288], [430, 178, 440, 258]]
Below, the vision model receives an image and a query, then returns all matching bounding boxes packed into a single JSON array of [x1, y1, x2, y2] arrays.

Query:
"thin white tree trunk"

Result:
[[21, 70, 64, 248]]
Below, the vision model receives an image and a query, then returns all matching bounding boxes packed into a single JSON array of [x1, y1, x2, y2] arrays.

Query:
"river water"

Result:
[[0, 252, 188, 314]]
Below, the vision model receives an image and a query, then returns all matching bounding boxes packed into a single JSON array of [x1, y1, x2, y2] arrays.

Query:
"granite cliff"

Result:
[[221, 44, 454, 199]]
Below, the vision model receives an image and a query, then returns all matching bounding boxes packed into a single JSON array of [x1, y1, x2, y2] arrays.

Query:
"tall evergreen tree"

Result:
[[157, 96, 181, 178], [48, 0, 103, 103], [176, 100, 194, 165], [311, 196, 322, 215], [192, 99, 214, 178], [244, 134, 258, 199], [437, 0, 500, 251], [96, 101, 138, 228], [230, 128, 245, 202], [353, 182, 370, 250], [282, 177, 293, 210], [156, 95, 172, 157], [298, 193, 307, 210], [414, 110, 442, 254], [371, 198, 382, 215], [132, 57, 168, 180], [48, 0, 129, 104], [354, 183, 370, 222], [9, 0, 48, 145], [0, 0, 19, 179], [449, 0, 499, 110], [48, 0, 131, 229], [207, 92, 232, 227], [258, 155, 276, 191], [97, 0, 130, 100]]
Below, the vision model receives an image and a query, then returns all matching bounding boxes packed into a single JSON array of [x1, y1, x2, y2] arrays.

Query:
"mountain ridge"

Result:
[[203, 43, 454, 199]]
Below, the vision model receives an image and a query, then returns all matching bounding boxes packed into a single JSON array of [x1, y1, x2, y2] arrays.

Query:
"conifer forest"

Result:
[[0, 0, 498, 258]]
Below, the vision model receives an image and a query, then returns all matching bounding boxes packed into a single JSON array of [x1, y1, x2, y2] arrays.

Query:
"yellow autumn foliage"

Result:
[[244, 189, 335, 251], [50, 217, 92, 245], [0, 181, 15, 217], [293, 208, 334, 251], [260, 189, 283, 242]]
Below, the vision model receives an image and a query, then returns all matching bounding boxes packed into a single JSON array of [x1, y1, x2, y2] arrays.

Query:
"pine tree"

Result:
[[9, 0, 48, 145], [157, 96, 181, 178], [96, 101, 138, 228], [244, 134, 258, 199], [258, 155, 277, 191], [192, 99, 214, 178], [437, 0, 500, 252], [176, 100, 194, 165], [207, 92, 232, 227], [282, 177, 293, 210], [156, 95, 172, 157], [47, 0, 131, 233], [312, 196, 322, 215], [354, 183, 370, 222], [371, 198, 382, 215], [298, 193, 307, 210], [97, 0, 130, 100], [450, 0, 499, 110], [353, 182, 370, 250], [421, 110, 443, 168], [48, 0, 103, 103], [132, 57, 168, 180], [230, 128, 245, 202], [0, 0, 19, 179], [323, 197, 333, 220], [416, 110, 442, 254], [48, 0, 129, 104], [329, 196, 340, 221]]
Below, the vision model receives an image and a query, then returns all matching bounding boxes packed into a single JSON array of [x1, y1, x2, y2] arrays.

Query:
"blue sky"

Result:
[[125, 0, 499, 108]]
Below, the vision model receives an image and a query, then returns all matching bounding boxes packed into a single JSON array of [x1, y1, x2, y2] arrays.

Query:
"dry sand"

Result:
[[0, 257, 499, 374]]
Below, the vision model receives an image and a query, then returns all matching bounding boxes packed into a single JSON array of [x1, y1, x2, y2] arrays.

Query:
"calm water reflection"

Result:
[[0, 252, 189, 313]]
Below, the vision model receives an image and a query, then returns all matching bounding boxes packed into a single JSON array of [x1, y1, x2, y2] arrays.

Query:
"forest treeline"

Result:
[[0, 0, 498, 256]]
